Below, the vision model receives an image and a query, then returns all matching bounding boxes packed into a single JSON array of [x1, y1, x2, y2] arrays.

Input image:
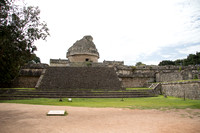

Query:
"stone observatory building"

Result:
[[36, 35, 122, 91], [67, 35, 99, 63]]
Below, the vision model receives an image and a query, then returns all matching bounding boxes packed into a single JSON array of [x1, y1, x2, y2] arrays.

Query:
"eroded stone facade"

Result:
[[161, 81, 200, 100], [68, 54, 98, 63], [116, 65, 200, 88]]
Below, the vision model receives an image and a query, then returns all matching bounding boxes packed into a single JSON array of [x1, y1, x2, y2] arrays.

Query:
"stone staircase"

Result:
[[149, 83, 161, 94], [37, 67, 122, 91], [149, 83, 160, 89], [0, 89, 157, 100]]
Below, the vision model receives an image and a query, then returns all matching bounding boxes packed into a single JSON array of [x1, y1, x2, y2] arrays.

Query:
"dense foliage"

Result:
[[0, 0, 49, 85], [158, 60, 175, 66], [159, 52, 200, 66]]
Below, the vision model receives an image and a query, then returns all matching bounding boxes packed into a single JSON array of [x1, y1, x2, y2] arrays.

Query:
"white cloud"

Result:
[[178, 45, 200, 55]]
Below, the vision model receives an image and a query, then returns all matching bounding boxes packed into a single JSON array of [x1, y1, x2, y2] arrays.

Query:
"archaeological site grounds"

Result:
[[0, 35, 200, 102], [1, 35, 200, 133]]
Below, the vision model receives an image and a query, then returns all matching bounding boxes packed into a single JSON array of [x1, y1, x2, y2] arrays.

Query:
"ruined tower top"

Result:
[[67, 35, 99, 62]]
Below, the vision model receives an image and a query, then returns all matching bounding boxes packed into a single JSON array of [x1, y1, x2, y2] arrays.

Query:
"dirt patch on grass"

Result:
[[0, 103, 200, 133]]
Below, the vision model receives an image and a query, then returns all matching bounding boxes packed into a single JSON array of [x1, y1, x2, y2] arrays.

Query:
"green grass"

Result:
[[126, 88, 152, 90], [151, 79, 200, 84], [174, 79, 200, 82], [0, 88, 35, 90], [0, 96, 200, 109]]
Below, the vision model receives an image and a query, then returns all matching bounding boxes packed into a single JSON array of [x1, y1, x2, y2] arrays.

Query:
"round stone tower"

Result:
[[67, 35, 99, 62]]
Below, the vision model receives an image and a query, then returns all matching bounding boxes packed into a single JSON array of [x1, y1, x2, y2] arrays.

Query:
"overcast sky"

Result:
[[23, 0, 200, 65]]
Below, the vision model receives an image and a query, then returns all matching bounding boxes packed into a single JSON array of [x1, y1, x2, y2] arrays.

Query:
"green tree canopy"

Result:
[[135, 62, 146, 66], [158, 60, 175, 66], [0, 0, 49, 85], [159, 52, 200, 66]]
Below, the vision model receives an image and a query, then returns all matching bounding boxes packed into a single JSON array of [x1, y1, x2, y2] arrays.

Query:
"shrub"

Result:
[[179, 66, 182, 72], [194, 74, 198, 79], [86, 62, 92, 67], [131, 66, 136, 72]]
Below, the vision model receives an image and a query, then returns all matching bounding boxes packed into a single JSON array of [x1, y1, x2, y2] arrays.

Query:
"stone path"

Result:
[[0, 103, 200, 133]]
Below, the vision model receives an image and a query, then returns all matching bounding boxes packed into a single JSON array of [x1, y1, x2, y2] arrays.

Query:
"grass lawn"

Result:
[[0, 88, 35, 90], [126, 88, 152, 90], [151, 79, 200, 84], [0, 96, 200, 109]]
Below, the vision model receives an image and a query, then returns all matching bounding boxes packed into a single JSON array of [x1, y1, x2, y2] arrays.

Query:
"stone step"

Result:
[[1, 94, 155, 98], [0, 94, 156, 100], [37, 67, 122, 91], [0, 89, 157, 100], [1, 92, 155, 96], [0, 90, 153, 95], [10, 91, 151, 95], [1, 93, 154, 97]]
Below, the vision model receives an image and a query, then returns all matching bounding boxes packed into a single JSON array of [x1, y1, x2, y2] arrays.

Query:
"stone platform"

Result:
[[37, 67, 122, 91]]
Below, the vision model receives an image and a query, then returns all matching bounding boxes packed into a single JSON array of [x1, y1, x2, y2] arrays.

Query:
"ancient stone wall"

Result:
[[11, 63, 200, 89], [50, 60, 124, 67], [155, 69, 197, 82], [116, 65, 155, 87], [156, 72, 183, 82], [12, 76, 40, 88], [68, 54, 98, 63], [21, 63, 48, 69], [116, 65, 199, 88], [103, 60, 124, 67], [50, 59, 69, 67], [161, 81, 200, 100], [12, 64, 48, 88], [121, 77, 153, 88], [68, 62, 106, 67]]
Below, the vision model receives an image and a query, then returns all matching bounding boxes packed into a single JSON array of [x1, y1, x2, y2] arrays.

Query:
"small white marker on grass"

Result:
[[47, 110, 67, 116], [68, 98, 72, 102]]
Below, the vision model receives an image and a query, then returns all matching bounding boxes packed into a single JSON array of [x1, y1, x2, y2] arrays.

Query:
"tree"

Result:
[[0, 0, 49, 85], [27, 54, 41, 64], [174, 59, 184, 66], [158, 52, 200, 66], [31, 54, 41, 63], [135, 62, 146, 66], [186, 52, 200, 65], [158, 60, 175, 66]]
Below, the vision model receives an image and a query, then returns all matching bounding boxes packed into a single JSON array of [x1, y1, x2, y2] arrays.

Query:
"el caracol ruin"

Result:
[[1, 35, 200, 100]]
